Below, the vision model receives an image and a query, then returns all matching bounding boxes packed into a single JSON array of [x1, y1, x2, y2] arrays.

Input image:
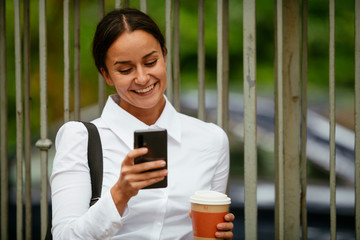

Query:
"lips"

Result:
[[134, 83, 156, 94]]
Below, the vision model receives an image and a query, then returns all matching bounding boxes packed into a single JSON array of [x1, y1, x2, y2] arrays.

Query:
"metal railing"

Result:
[[0, 0, 359, 239]]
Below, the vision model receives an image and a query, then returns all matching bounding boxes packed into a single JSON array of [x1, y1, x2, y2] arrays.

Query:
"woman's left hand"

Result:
[[215, 213, 235, 240]]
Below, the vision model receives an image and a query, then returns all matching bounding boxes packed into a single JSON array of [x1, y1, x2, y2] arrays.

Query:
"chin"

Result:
[[139, 97, 165, 110], [138, 102, 161, 110]]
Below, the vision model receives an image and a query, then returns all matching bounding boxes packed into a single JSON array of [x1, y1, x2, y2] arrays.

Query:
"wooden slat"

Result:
[[355, 0, 360, 238], [165, 0, 173, 103], [98, 0, 105, 115], [74, 0, 81, 120], [64, 0, 70, 122], [243, 0, 257, 239], [274, 0, 285, 238], [140, 0, 147, 13], [283, 0, 301, 237], [275, 0, 301, 238], [197, 0, 206, 121], [23, 0, 32, 239], [329, 1, 337, 239], [0, 0, 8, 239], [173, 0, 181, 111], [35, 0, 53, 238], [216, 0, 229, 132], [115, 0, 121, 9], [14, 0, 24, 238], [301, 0, 309, 239]]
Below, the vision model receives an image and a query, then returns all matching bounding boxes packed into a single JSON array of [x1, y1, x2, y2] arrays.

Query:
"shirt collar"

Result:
[[100, 94, 181, 150]]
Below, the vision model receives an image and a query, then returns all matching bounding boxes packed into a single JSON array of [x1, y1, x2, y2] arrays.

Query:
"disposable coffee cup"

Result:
[[190, 190, 231, 240]]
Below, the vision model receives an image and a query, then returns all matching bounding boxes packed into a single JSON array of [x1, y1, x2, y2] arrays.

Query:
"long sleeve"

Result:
[[49, 96, 231, 239], [210, 124, 230, 194], [50, 121, 123, 240]]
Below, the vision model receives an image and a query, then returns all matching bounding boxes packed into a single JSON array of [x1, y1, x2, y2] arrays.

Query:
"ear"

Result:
[[162, 50, 167, 68], [101, 68, 114, 86]]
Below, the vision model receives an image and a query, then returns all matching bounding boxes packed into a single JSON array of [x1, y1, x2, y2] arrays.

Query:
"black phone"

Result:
[[134, 128, 168, 189]]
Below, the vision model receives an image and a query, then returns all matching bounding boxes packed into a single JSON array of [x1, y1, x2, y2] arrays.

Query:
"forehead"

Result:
[[106, 30, 161, 60]]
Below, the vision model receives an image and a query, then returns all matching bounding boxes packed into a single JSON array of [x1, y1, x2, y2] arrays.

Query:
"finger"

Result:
[[122, 166, 167, 186], [134, 168, 168, 182], [120, 161, 167, 189], [121, 148, 148, 170], [133, 159, 166, 173], [123, 148, 148, 165], [129, 147, 148, 158], [224, 213, 235, 222], [216, 222, 234, 231], [116, 169, 167, 194], [215, 231, 233, 240], [135, 176, 166, 189]]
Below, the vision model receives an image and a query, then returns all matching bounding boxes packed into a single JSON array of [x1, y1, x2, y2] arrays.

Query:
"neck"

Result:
[[133, 105, 164, 125], [119, 96, 166, 126]]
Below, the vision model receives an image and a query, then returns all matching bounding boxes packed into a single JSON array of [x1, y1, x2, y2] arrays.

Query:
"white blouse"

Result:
[[50, 95, 229, 240]]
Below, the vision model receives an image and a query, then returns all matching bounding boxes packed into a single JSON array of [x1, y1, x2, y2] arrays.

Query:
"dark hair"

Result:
[[92, 8, 167, 74]]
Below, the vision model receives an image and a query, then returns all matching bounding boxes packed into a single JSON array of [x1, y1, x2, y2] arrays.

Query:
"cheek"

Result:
[[153, 64, 167, 81], [110, 73, 131, 88]]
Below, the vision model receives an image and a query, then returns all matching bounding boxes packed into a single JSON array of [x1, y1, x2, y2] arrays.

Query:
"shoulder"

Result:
[[52, 121, 92, 175], [179, 113, 229, 145], [56, 121, 87, 137], [179, 113, 226, 134], [55, 121, 88, 149]]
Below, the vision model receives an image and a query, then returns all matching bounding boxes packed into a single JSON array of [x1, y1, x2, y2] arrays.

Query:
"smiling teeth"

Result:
[[135, 84, 155, 93]]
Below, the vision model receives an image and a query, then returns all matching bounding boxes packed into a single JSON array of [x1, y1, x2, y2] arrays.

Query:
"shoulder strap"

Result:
[[45, 122, 103, 240], [82, 121, 103, 206]]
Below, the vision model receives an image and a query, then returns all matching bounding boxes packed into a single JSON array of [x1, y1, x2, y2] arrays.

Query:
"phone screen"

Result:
[[134, 128, 167, 189]]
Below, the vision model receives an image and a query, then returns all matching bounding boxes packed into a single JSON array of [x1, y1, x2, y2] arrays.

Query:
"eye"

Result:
[[119, 68, 132, 74], [144, 59, 158, 67]]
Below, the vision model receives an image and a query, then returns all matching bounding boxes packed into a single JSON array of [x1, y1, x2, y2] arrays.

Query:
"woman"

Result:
[[50, 8, 234, 239]]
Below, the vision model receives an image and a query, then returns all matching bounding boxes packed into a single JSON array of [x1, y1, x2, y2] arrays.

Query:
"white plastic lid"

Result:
[[190, 190, 231, 205]]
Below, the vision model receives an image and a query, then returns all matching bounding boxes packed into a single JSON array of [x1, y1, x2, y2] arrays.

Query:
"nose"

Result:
[[134, 66, 149, 85]]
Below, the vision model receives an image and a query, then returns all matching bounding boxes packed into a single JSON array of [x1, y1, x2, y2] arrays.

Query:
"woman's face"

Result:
[[102, 30, 167, 115]]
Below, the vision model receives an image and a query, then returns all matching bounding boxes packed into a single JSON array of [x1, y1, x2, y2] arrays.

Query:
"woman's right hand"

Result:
[[110, 147, 168, 214]]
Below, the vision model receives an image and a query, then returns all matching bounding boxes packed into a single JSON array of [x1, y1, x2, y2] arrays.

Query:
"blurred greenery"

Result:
[[3, 0, 356, 181]]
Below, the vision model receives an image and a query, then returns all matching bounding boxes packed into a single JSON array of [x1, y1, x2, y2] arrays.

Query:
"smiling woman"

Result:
[[101, 30, 167, 124], [49, 8, 235, 240]]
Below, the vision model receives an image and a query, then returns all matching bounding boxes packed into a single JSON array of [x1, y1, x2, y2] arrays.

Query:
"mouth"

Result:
[[133, 83, 156, 94]]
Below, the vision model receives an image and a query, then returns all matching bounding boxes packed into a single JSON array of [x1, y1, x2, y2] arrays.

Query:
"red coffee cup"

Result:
[[190, 190, 231, 240]]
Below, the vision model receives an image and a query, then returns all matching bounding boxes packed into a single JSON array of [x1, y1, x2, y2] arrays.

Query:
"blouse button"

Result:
[[112, 223, 121, 228]]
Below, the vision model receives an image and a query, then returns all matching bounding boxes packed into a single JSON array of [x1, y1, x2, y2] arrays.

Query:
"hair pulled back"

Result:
[[92, 8, 166, 74]]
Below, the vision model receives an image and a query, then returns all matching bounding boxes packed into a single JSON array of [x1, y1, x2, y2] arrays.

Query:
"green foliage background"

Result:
[[3, 0, 356, 180]]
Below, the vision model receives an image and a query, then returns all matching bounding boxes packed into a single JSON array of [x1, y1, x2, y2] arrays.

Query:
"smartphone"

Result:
[[134, 128, 168, 189]]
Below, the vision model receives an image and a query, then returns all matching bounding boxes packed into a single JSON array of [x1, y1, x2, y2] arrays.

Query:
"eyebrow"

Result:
[[113, 50, 158, 66]]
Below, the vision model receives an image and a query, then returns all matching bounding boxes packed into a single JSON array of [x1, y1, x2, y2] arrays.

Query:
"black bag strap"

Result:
[[45, 122, 103, 239], [81, 121, 103, 206]]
